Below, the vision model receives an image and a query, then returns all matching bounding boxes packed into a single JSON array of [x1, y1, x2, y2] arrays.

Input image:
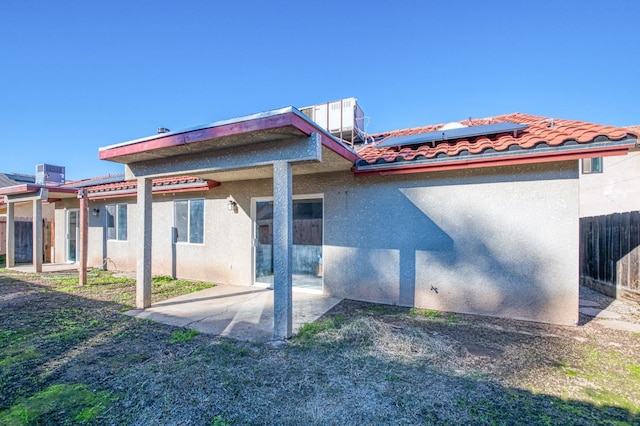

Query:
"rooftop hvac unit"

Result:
[[299, 97, 365, 145], [35, 164, 65, 185]]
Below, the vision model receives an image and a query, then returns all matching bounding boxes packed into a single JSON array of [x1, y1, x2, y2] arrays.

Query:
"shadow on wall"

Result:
[[327, 176, 576, 325], [327, 187, 453, 307]]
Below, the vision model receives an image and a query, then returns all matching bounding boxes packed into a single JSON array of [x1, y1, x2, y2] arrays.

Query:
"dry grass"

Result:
[[1, 271, 640, 424]]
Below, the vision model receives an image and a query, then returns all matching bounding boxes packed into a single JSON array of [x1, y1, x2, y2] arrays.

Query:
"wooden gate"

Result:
[[15, 220, 33, 264]]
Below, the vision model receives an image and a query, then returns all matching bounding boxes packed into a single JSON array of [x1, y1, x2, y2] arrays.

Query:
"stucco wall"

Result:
[[580, 151, 640, 217], [321, 163, 579, 326], [54, 161, 579, 325]]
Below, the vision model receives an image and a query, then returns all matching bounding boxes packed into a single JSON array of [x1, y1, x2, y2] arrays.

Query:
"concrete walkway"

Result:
[[579, 285, 640, 333], [125, 284, 342, 342]]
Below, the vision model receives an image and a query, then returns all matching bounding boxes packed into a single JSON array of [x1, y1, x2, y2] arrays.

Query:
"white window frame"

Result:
[[582, 157, 603, 174], [174, 198, 205, 245], [250, 193, 324, 291], [106, 203, 128, 241]]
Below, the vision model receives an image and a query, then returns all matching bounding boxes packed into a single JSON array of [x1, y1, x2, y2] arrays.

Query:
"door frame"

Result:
[[250, 193, 324, 291], [66, 209, 80, 263]]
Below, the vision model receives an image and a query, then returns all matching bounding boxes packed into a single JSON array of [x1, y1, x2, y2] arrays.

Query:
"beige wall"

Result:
[[580, 151, 640, 217], [0, 217, 5, 255], [54, 161, 580, 325]]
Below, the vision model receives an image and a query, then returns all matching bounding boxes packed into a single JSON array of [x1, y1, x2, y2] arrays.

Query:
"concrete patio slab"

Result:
[[125, 284, 342, 342], [8, 263, 80, 273]]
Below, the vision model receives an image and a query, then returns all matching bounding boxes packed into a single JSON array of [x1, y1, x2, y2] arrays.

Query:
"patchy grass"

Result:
[[37, 270, 214, 308], [2, 273, 640, 424], [295, 318, 344, 343], [0, 383, 116, 425], [151, 275, 215, 300]]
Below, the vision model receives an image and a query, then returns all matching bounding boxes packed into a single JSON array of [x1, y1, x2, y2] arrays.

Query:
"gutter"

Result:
[[353, 138, 637, 176]]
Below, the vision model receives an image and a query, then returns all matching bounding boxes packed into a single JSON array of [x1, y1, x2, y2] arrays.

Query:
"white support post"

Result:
[[272, 161, 293, 339], [6, 201, 14, 267], [78, 190, 89, 284], [136, 177, 153, 309], [33, 199, 42, 273]]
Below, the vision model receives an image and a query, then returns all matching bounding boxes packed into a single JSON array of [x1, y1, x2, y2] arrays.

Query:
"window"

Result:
[[174, 199, 204, 244], [582, 157, 603, 174], [106, 204, 127, 240]]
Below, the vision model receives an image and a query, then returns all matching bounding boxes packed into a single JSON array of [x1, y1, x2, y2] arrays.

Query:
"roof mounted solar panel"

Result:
[[377, 122, 528, 148]]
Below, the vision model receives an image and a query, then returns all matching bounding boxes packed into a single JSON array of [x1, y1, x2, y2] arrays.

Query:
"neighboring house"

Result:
[[0, 172, 55, 261], [3, 105, 638, 340], [579, 125, 640, 299]]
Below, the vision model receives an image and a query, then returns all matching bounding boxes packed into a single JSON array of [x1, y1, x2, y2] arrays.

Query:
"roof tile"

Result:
[[357, 113, 639, 165], [86, 175, 215, 197]]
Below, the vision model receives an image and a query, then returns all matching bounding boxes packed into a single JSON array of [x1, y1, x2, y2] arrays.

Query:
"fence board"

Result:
[[580, 211, 640, 297]]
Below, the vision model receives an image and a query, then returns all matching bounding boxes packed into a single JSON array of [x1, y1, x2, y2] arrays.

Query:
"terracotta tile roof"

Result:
[[357, 113, 639, 166], [87, 175, 219, 199]]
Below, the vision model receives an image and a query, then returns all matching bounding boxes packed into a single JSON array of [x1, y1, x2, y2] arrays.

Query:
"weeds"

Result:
[[409, 308, 441, 319], [211, 415, 231, 426], [2, 272, 640, 424], [170, 329, 198, 344], [446, 313, 460, 324], [294, 318, 343, 343]]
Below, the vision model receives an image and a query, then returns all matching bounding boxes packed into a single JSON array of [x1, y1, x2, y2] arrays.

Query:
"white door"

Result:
[[66, 209, 79, 263]]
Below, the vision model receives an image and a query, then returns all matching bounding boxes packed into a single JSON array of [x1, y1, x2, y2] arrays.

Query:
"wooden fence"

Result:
[[580, 211, 640, 299]]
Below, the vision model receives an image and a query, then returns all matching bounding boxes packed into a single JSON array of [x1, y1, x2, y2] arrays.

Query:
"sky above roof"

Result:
[[1, 0, 638, 180]]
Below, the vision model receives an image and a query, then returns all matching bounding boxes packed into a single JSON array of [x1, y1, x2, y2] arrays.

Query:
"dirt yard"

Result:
[[1, 269, 640, 425]]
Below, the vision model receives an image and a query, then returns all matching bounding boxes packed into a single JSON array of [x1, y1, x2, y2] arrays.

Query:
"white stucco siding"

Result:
[[59, 160, 579, 325], [580, 151, 640, 217], [321, 162, 579, 326]]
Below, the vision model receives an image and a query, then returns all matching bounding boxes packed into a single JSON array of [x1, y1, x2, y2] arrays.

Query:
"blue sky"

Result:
[[1, 1, 638, 180]]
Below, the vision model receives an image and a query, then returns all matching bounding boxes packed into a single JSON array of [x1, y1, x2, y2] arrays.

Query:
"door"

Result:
[[253, 196, 323, 291], [66, 209, 79, 263]]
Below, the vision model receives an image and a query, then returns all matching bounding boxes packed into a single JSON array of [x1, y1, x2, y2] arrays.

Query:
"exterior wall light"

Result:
[[91, 208, 100, 217], [227, 199, 238, 213]]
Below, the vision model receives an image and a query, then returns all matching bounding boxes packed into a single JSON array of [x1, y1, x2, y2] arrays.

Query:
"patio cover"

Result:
[[98, 107, 358, 339]]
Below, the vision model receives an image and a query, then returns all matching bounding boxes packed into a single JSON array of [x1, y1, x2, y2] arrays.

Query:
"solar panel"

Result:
[[71, 175, 125, 188], [376, 122, 528, 148]]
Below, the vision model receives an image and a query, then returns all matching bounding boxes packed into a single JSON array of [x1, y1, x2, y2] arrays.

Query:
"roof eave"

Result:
[[353, 138, 637, 177], [99, 107, 358, 164], [0, 184, 78, 197], [87, 180, 220, 200]]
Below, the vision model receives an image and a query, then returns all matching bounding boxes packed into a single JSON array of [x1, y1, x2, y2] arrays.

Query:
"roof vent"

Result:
[[440, 122, 467, 131], [157, 127, 171, 134]]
